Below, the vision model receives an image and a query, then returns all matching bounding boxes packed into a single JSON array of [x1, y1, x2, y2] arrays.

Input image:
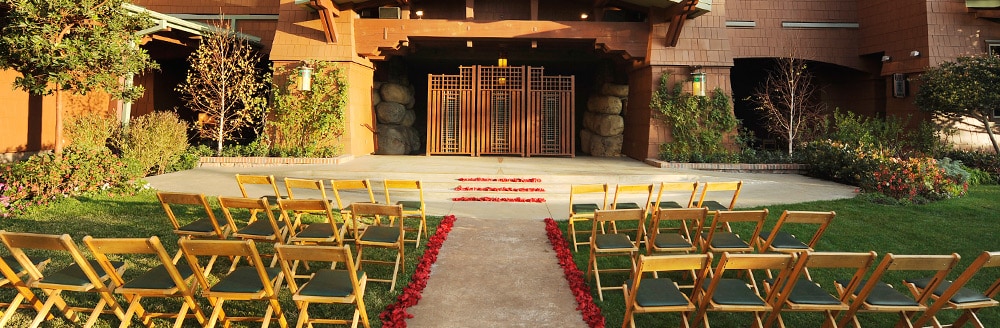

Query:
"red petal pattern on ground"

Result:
[[543, 218, 605, 328], [380, 215, 457, 328]]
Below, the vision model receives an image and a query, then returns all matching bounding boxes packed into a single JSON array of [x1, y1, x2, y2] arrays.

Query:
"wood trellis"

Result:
[[427, 65, 574, 157]]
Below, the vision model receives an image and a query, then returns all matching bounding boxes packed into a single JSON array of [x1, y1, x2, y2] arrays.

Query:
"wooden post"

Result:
[[530, 0, 538, 20]]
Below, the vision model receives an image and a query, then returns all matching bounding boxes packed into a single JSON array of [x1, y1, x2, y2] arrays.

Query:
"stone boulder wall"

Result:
[[374, 80, 420, 154], [586, 95, 623, 115], [591, 134, 623, 157], [401, 110, 416, 127], [590, 113, 624, 137], [579, 128, 594, 154], [601, 83, 629, 98], [376, 102, 406, 124], [380, 82, 412, 105], [372, 88, 382, 107], [376, 124, 420, 155]]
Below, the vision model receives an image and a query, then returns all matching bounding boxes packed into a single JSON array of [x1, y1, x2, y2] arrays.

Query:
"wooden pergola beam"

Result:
[[664, 0, 698, 47], [311, 0, 339, 44], [974, 9, 1000, 18]]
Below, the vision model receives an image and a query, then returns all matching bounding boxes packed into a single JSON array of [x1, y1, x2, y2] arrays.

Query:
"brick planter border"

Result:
[[645, 158, 806, 174], [198, 154, 354, 167]]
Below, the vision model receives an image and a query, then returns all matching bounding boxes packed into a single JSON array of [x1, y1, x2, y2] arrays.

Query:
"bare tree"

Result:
[[750, 57, 827, 155], [176, 22, 268, 155]]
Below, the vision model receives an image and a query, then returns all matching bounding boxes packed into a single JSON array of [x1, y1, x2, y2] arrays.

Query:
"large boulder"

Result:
[[380, 82, 412, 104], [372, 88, 382, 107], [402, 126, 421, 153], [376, 124, 408, 155], [591, 114, 624, 137], [590, 134, 623, 157], [587, 95, 622, 115], [376, 102, 406, 124], [401, 109, 416, 127], [579, 129, 594, 155], [601, 83, 629, 98]]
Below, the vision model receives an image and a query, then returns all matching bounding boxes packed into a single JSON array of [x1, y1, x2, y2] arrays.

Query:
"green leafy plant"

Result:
[[652, 73, 738, 162], [269, 60, 348, 158], [65, 112, 118, 152], [113, 111, 190, 175], [916, 55, 1000, 155]]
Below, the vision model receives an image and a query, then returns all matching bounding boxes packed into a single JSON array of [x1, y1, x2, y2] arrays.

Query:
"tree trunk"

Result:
[[982, 112, 1000, 155], [55, 89, 64, 155]]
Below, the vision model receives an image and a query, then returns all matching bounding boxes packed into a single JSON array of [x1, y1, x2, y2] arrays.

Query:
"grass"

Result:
[[0, 190, 440, 328], [559, 185, 1000, 328]]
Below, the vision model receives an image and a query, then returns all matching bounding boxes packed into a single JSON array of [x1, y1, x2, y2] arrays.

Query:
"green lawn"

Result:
[[0, 190, 439, 328], [559, 185, 1000, 328]]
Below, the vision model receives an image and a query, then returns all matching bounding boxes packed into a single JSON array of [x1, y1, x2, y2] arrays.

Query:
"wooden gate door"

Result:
[[427, 65, 574, 157]]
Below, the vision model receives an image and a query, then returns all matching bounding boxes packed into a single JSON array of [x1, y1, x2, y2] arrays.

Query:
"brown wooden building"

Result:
[[3, 0, 1000, 162]]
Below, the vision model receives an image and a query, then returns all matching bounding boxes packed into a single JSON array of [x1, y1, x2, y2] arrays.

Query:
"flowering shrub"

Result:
[[0, 147, 144, 217], [381, 215, 456, 327], [863, 157, 968, 203], [544, 218, 605, 328]]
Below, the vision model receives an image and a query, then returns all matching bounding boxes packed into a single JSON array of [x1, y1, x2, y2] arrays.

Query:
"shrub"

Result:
[[652, 73, 739, 162], [862, 157, 968, 203], [943, 149, 1000, 184], [66, 112, 118, 151], [113, 111, 190, 175]]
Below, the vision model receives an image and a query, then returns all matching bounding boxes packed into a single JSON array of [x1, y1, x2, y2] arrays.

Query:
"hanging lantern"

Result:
[[298, 63, 313, 91], [691, 71, 706, 97]]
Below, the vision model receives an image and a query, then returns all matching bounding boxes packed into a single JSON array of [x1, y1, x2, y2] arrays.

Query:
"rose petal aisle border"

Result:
[[544, 218, 605, 328], [380, 215, 457, 328]]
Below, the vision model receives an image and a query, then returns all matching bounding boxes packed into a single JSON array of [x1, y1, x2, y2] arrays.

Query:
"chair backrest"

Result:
[[759, 210, 836, 252], [706, 252, 797, 300], [630, 253, 712, 305], [383, 180, 424, 206], [284, 177, 329, 200], [611, 183, 654, 211], [652, 181, 699, 209], [592, 208, 646, 240], [82, 236, 192, 295], [219, 196, 291, 239], [696, 181, 743, 210], [782, 251, 878, 304], [704, 209, 768, 245], [235, 174, 283, 200], [0, 231, 120, 307], [861, 253, 962, 306], [569, 184, 608, 213], [156, 191, 228, 234], [649, 207, 708, 252], [277, 198, 342, 245], [178, 239, 276, 294], [274, 244, 360, 293], [913, 251, 1000, 327], [329, 179, 376, 211], [350, 203, 405, 239]]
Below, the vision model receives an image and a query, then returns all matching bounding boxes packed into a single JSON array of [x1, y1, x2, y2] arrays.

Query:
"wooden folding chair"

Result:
[[756, 210, 836, 254], [647, 207, 706, 255], [222, 196, 293, 267], [178, 239, 287, 328], [275, 244, 370, 328], [650, 181, 700, 212], [763, 251, 878, 328], [699, 210, 768, 257], [610, 183, 654, 211], [280, 198, 345, 246], [383, 180, 428, 248], [331, 179, 377, 243], [586, 208, 645, 301], [568, 184, 608, 252], [235, 174, 284, 219], [0, 231, 127, 328], [284, 178, 332, 230], [836, 253, 961, 328], [692, 252, 798, 328], [350, 203, 406, 291], [0, 253, 55, 326], [622, 253, 712, 328], [910, 251, 1000, 328], [696, 181, 743, 211], [156, 191, 232, 241], [82, 236, 206, 328]]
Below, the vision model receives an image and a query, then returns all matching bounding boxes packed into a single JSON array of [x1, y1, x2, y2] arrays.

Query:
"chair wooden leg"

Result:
[[570, 220, 580, 252], [206, 299, 225, 328], [358, 279, 370, 328], [82, 296, 108, 328], [29, 290, 62, 328], [117, 296, 143, 328], [1, 293, 25, 327]]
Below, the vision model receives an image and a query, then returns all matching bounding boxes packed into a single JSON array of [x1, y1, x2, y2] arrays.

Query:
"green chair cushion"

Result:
[[594, 234, 634, 249], [613, 203, 641, 210], [211, 267, 282, 293], [397, 200, 423, 211], [360, 226, 400, 243], [701, 201, 729, 211], [625, 278, 689, 307], [702, 232, 749, 249], [123, 259, 194, 290], [653, 234, 693, 249], [238, 220, 285, 237], [295, 223, 345, 239], [178, 218, 224, 233], [702, 277, 765, 306], [840, 280, 919, 307], [571, 203, 600, 215], [782, 278, 842, 305], [299, 269, 356, 297], [905, 277, 992, 304], [3, 255, 47, 273], [759, 230, 809, 249], [651, 201, 683, 209], [43, 260, 125, 287]]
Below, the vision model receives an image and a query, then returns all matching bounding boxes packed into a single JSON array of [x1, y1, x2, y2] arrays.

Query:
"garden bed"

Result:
[[198, 154, 355, 167], [645, 158, 806, 174]]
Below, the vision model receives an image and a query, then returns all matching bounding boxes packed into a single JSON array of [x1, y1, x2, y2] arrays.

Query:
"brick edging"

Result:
[[644, 158, 807, 174], [198, 155, 354, 167]]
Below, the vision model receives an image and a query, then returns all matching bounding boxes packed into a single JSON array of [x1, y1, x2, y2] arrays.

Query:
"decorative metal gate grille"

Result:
[[427, 65, 574, 157]]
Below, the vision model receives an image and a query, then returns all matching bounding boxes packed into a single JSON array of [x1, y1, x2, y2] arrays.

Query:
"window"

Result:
[[988, 40, 1000, 57]]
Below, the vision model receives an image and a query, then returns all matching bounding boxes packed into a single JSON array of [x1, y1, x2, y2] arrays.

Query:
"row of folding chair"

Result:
[[0, 230, 378, 328], [235, 174, 429, 248], [586, 207, 836, 301], [568, 181, 743, 252], [622, 250, 1000, 328]]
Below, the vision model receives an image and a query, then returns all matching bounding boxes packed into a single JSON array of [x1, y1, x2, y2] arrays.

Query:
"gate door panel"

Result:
[[427, 65, 574, 157], [427, 67, 474, 155]]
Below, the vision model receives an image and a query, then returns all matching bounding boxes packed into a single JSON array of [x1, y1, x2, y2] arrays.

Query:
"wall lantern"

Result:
[[415, 10, 424, 19], [298, 62, 313, 91], [580, 13, 589, 20], [691, 70, 706, 97], [498, 52, 508, 67]]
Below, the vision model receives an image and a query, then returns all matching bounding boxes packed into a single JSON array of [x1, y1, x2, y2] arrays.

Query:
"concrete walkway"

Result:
[[145, 155, 856, 327]]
